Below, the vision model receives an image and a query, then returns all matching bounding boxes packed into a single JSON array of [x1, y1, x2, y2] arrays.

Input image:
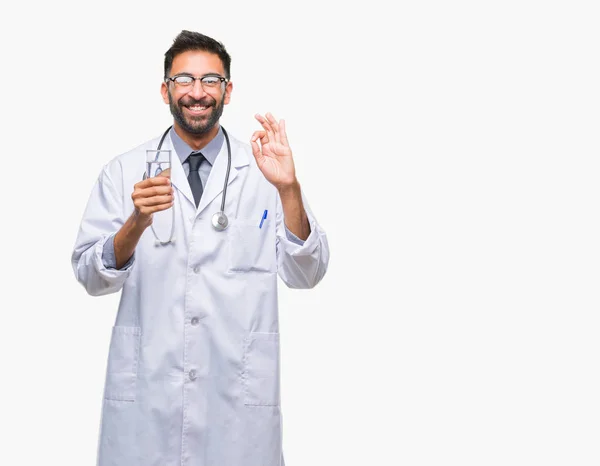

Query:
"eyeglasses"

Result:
[[165, 74, 228, 91]]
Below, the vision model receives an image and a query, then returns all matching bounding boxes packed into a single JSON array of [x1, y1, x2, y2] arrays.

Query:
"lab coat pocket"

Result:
[[228, 217, 275, 273], [242, 332, 280, 406], [104, 326, 141, 402]]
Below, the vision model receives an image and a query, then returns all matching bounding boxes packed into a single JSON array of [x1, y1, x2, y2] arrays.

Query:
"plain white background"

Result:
[[1, 0, 599, 464]]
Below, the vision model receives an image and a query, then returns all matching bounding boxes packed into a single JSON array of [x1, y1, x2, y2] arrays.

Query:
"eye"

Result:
[[174, 76, 193, 85], [202, 76, 221, 86]]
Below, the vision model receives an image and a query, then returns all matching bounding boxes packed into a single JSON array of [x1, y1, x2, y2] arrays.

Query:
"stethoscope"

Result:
[[144, 125, 232, 245]]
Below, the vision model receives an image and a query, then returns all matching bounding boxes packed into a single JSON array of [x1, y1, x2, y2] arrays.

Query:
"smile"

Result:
[[185, 105, 210, 115]]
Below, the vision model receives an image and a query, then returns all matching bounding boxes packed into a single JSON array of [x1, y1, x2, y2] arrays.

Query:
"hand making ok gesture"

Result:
[[250, 112, 298, 191]]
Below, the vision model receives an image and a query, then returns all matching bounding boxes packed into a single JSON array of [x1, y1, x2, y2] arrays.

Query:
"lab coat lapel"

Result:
[[196, 137, 249, 216], [162, 134, 196, 208]]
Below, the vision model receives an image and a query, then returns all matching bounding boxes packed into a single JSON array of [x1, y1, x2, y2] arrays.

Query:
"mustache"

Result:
[[180, 97, 215, 107]]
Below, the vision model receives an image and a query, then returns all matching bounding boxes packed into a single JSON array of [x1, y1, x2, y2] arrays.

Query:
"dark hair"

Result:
[[164, 30, 231, 80]]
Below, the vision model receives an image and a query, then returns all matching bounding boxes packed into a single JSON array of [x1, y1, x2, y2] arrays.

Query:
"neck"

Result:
[[173, 122, 220, 151]]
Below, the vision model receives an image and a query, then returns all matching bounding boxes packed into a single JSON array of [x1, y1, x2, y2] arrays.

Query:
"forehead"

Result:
[[170, 50, 225, 75]]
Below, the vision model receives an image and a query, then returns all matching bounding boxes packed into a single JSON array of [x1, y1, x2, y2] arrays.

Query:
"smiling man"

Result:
[[71, 30, 330, 466], [163, 48, 228, 140]]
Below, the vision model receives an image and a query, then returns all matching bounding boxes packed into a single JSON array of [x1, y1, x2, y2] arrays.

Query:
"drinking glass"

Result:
[[145, 149, 174, 244], [146, 149, 171, 180]]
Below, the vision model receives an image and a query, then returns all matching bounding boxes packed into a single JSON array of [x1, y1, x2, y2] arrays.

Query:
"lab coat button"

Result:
[[193, 266, 200, 274], [189, 369, 197, 381], [191, 317, 199, 325]]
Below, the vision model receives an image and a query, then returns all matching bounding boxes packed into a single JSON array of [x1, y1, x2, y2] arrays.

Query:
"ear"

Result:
[[224, 81, 233, 105], [161, 81, 169, 105]]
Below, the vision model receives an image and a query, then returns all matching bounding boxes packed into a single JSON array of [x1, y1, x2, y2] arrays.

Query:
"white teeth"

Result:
[[189, 106, 207, 111]]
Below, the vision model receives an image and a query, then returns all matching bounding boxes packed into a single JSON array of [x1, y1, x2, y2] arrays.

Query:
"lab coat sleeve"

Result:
[[71, 163, 135, 296], [284, 226, 305, 246], [102, 232, 135, 270], [276, 189, 329, 289]]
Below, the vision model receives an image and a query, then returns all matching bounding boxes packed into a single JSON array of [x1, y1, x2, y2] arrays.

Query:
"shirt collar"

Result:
[[169, 126, 225, 166]]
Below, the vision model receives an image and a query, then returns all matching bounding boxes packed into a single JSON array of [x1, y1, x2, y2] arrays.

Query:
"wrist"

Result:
[[277, 180, 301, 199], [132, 209, 152, 230]]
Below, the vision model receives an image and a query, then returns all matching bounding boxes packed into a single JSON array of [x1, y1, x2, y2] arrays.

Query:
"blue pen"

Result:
[[259, 210, 268, 228]]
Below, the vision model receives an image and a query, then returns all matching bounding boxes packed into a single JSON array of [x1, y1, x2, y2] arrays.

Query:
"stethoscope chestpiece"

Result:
[[211, 212, 229, 231]]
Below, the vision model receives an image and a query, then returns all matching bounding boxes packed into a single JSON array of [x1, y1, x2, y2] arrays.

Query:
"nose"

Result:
[[188, 78, 207, 100]]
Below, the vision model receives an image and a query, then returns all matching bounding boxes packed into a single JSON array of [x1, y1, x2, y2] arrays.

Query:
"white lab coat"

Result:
[[71, 130, 329, 466]]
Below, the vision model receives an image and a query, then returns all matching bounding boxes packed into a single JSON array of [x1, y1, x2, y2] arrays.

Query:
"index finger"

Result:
[[255, 113, 276, 140], [136, 175, 171, 189]]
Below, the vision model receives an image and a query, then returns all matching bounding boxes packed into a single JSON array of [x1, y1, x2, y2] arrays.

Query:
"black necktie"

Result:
[[187, 152, 205, 207]]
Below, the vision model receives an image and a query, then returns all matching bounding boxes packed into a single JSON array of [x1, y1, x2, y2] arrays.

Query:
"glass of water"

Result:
[[146, 149, 171, 180], [145, 149, 174, 245]]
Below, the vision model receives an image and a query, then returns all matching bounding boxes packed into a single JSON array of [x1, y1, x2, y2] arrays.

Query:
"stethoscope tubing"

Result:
[[145, 126, 232, 244]]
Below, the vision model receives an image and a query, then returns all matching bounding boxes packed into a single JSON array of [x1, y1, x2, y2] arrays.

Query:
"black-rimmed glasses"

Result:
[[165, 74, 228, 90]]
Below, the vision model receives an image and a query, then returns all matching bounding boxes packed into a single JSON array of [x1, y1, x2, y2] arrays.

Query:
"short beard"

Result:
[[168, 90, 225, 135]]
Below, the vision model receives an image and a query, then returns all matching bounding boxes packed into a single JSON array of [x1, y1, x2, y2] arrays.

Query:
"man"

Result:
[[71, 30, 329, 466]]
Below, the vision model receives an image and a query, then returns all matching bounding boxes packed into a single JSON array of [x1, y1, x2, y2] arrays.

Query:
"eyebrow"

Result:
[[173, 72, 224, 78]]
